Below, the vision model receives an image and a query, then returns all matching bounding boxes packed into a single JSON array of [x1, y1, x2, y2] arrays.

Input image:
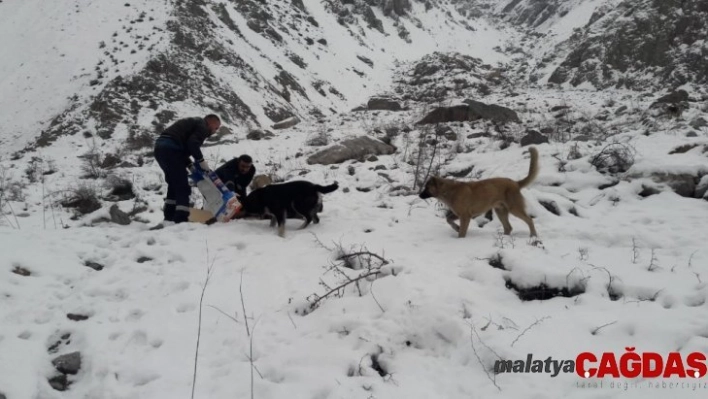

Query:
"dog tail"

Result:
[[315, 182, 339, 194], [517, 147, 539, 189]]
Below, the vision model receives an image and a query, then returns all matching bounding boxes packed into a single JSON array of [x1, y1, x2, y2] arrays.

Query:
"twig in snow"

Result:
[[191, 242, 216, 399], [370, 279, 385, 313], [591, 321, 617, 335], [469, 326, 501, 392], [240, 269, 250, 337], [511, 316, 550, 347]]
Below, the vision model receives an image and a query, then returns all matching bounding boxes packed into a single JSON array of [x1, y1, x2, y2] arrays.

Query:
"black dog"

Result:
[[236, 180, 338, 237]]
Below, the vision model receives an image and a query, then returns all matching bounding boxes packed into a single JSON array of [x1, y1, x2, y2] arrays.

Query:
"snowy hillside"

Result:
[[2, 0, 708, 398], [0, 0, 512, 156]]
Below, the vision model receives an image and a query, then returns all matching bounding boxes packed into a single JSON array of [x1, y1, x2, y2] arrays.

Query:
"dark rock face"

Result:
[[547, 0, 708, 90]]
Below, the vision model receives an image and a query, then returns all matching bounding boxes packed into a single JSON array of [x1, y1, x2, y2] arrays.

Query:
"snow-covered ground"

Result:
[[2, 0, 708, 398], [2, 94, 708, 398]]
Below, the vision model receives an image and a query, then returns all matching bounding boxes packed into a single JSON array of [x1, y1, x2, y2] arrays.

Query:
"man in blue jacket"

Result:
[[153, 114, 221, 224], [214, 154, 256, 200]]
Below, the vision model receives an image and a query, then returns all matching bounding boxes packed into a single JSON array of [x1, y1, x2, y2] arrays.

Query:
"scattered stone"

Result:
[[84, 261, 104, 271], [12, 266, 31, 276], [520, 130, 549, 146], [247, 129, 267, 140], [52, 352, 82, 375], [357, 55, 374, 67], [109, 204, 131, 225], [598, 180, 620, 190], [436, 125, 457, 141], [48, 374, 69, 391], [505, 279, 586, 301], [638, 185, 661, 198], [669, 144, 699, 154], [689, 117, 707, 129], [272, 116, 300, 130], [67, 313, 89, 322], [538, 200, 560, 216]]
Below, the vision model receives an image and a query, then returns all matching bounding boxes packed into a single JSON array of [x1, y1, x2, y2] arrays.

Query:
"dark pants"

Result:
[[154, 137, 190, 223]]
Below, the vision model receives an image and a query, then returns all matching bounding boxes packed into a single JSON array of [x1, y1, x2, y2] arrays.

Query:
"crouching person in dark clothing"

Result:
[[153, 114, 221, 224], [215, 154, 255, 199]]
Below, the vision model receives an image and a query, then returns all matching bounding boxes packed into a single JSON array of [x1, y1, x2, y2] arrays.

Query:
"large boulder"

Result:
[[367, 96, 402, 111], [648, 90, 690, 118], [416, 100, 520, 125], [272, 116, 300, 130], [648, 172, 705, 198], [307, 136, 396, 165], [520, 130, 549, 146]]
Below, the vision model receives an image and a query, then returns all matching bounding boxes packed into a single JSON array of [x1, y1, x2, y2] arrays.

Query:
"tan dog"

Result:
[[249, 174, 273, 191], [419, 147, 539, 238]]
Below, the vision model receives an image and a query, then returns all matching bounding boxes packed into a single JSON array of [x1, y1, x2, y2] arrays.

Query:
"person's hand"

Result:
[[198, 160, 211, 172]]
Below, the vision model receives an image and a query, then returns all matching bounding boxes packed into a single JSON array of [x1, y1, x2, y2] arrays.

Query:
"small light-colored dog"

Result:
[[419, 147, 539, 238], [249, 174, 273, 191]]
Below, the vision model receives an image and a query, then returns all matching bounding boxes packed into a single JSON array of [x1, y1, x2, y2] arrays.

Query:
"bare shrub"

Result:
[[567, 142, 582, 160], [25, 156, 57, 183], [410, 124, 443, 190], [300, 241, 394, 315], [80, 141, 106, 179], [589, 142, 635, 174], [0, 166, 21, 228], [61, 183, 102, 215]]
